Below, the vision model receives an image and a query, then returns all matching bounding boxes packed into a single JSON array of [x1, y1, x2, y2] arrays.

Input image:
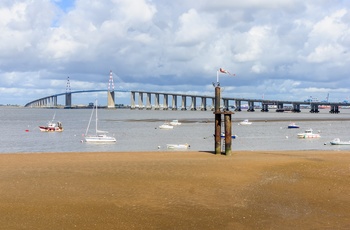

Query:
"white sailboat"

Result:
[[84, 100, 116, 143]]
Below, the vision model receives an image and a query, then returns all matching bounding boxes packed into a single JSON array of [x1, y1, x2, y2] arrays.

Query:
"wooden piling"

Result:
[[214, 86, 234, 155], [224, 113, 232, 156], [214, 86, 222, 155]]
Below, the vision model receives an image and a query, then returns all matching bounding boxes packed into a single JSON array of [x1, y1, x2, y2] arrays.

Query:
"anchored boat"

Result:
[[297, 129, 320, 139], [83, 100, 116, 143], [330, 138, 350, 145], [39, 113, 63, 132]]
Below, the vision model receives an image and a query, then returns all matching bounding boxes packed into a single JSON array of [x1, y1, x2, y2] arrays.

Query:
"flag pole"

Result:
[[216, 70, 219, 84]]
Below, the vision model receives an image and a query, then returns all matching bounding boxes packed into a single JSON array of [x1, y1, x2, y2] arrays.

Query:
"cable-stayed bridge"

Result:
[[24, 72, 350, 113]]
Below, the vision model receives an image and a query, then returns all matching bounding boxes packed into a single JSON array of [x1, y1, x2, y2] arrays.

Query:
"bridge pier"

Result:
[[201, 97, 207, 111], [234, 100, 242, 111], [310, 104, 319, 113], [276, 103, 284, 112], [154, 93, 160, 110], [138, 92, 144, 109], [190, 96, 197, 110], [181, 96, 187, 110], [172, 95, 178, 110], [261, 103, 269, 112], [292, 103, 301, 113], [329, 105, 340, 113], [107, 91, 115, 108], [163, 94, 169, 110], [146, 93, 152, 110], [247, 101, 255, 112], [65, 93, 72, 109], [130, 92, 136, 109]]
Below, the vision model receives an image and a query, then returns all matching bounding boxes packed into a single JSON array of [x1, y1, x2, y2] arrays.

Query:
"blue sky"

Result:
[[1, 0, 350, 105]]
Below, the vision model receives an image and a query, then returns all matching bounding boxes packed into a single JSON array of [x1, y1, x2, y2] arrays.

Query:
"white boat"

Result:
[[239, 119, 252, 125], [297, 129, 320, 139], [159, 123, 173, 129], [169, 120, 181, 126], [84, 100, 116, 143], [166, 144, 190, 149], [39, 113, 63, 132], [330, 138, 350, 145]]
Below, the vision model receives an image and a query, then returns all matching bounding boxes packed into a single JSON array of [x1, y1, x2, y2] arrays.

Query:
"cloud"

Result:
[[0, 0, 350, 105]]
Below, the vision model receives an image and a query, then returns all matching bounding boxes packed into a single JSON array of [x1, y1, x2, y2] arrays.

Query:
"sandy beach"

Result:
[[0, 150, 349, 229]]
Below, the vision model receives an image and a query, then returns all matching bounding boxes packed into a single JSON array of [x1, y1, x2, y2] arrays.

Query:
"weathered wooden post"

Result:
[[224, 113, 232, 156], [214, 86, 222, 155], [214, 86, 234, 155]]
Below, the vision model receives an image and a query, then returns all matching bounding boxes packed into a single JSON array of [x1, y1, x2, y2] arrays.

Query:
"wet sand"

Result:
[[0, 150, 349, 229]]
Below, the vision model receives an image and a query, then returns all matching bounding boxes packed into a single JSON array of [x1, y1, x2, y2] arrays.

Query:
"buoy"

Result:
[[25, 130, 29, 132]]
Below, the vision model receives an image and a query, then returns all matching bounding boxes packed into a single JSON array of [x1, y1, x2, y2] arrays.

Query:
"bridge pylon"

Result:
[[107, 70, 115, 108], [65, 76, 72, 109]]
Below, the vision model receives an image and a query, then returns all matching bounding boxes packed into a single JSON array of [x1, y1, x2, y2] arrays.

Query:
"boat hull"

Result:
[[166, 144, 190, 149], [330, 138, 350, 145], [159, 125, 173, 129], [84, 136, 116, 142], [39, 126, 63, 132], [297, 134, 320, 138]]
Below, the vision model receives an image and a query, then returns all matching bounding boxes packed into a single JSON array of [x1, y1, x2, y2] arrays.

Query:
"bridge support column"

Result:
[[181, 96, 187, 110], [223, 99, 229, 111], [130, 92, 136, 109], [276, 103, 284, 112], [172, 95, 177, 110], [65, 93, 72, 109], [261, 103, 269, 112], [247, 101, 255, 112], [234, 100, 241, 111], [107, 91, 115, 109], [292, 103, 301, 113], [190, 96, 196, 110], [155, 93, 160, 110], [146, 93, 152, 110], [310, 104, 319, 113], [163, 94, 169, 110], [138, 92, 144, 109], [330, 105, 340, 113], [201, 97, 207, 111]]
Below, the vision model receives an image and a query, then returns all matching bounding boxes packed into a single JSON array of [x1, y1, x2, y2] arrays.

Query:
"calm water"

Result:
[[1, 107, 350, 153]]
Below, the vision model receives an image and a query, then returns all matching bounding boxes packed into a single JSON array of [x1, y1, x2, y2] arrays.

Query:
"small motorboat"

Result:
[[239, 119, 252, 125], [169, 120, 182, 126], [297, 129, 320, 139], [166, 144, 190, 149], [288, 122, 299, 129], [39, 121, 63, 132], [159, 123, 173, 129], [39, 113, 63, 132], [330, 138, 350, 145]]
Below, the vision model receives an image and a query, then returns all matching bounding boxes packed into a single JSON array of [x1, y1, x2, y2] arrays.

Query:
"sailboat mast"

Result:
[[95, 100, 98, 134]]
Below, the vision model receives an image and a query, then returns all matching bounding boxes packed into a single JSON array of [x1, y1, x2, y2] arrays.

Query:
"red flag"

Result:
[[219, 68, 235, 76]]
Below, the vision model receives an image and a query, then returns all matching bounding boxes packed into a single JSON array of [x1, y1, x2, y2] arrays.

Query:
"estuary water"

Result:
[[1, 106, 350, 153]]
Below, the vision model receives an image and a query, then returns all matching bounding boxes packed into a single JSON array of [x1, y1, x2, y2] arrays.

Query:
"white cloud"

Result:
[[1, 0, 350, 105]]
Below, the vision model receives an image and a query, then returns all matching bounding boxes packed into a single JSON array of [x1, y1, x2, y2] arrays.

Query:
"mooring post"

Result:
[[214, 86, 221, 154], [224, 113, 232, 156]]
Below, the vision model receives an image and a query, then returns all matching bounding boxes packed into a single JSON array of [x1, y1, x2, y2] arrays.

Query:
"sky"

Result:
[[1, 0, 350, 106]]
